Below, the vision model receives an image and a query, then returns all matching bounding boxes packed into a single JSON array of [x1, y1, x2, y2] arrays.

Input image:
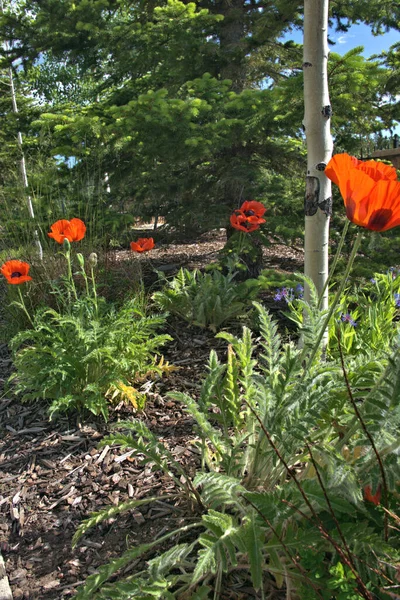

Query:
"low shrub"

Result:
[[8, 244, 170, 420], [73, 299, 400, 599], [153, 267, 261, 331]]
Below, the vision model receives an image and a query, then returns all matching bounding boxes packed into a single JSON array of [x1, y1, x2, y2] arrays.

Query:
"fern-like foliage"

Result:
[[153, 268, 260, 331], [193, 510, 240, 583], [101, 419, 194, 494], [10, 295, 170, 420], [72, 496, 168, 548], [193, 472, 246, 511], [75, 301, 400, 599], [74, 523, 202, 600]]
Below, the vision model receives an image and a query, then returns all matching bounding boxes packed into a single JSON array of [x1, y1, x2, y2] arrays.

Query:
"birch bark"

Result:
[[303, 0, 333, 311]]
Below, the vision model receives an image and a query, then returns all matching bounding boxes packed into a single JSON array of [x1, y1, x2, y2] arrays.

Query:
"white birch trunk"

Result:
[[1, 0, 43, 260], [104, 172, 111, 194], [303, 0, 333, 311]]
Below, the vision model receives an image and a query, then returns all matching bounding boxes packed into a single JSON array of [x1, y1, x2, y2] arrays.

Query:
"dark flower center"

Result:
[[367, 208, 392, 231], [244, 210, 255, 217], [11, 271, 22, 278]]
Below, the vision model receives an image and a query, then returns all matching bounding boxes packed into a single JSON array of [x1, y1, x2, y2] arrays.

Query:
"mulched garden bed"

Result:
[[0, 230, 303, 599]]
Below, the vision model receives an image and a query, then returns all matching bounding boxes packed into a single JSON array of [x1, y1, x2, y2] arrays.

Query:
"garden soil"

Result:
[[0, 230, 303, 599]]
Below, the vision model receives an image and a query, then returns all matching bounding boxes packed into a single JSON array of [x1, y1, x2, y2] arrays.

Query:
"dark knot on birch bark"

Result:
[[322, 105, 332, 117]]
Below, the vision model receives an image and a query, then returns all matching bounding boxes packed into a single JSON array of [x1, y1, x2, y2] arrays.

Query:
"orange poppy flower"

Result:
[[130, 238, 155, 252], [240, 200, 266, 219], [1, 260, 32, 284], [363, 484, 381, 506], [325, 153, 400, 232], [48, 218, 86, 244], [230, 210, 265, 232]]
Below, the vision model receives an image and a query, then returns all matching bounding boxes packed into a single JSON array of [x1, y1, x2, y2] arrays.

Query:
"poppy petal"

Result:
[[326, 153, 400, 232], [345, 168, 376, 224], [324, 153, 358, 191], [230, 210, 264, 232], [240, 200, 266, 218], [359, 160, 397, 182], [68, 218, 86, 242], [364, 484, 381, 505], [48, 219, 71, 244], [130, 237, 155, 252], [230, 212, 248, 232], [365, 180, 400, 232], [1, 260, 32, 284], [48, 218, 86, 243]]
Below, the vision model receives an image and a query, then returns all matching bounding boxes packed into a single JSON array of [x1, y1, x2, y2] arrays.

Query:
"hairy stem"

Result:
[[317, 219, 350, 309], [337, 334, 389, 542], [303, 230, 362, 373]]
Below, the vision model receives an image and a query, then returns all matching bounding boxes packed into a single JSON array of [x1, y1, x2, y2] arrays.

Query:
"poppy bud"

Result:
[[76, 253, 85, 267], [88, 252, 98, 267]]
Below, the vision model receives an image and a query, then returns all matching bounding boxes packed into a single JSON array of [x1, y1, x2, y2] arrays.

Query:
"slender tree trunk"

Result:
[[1, 0, 43, 260], [217, 0, 263, 277], [218, 0, 246, 93], [303, 0, 333, 310]]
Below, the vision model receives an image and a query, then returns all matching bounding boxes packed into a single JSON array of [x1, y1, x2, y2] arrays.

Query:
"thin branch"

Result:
[[305, 441, 356, 571], [337, 332, 389, 542], [281, 499, 393, 584], [243, 494, 325, 600], [243, 398, 374, 600]]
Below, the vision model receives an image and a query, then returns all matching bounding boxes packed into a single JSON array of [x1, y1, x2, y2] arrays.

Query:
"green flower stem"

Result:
[[85, 272, 90, 298], [80, 265, 90, 298], [90, 266, 98, 317], [304, 230, 363, 373], [318, 220, 350, 309], [238, 231, 246, 254], [63, 241, 78, 302], [17, 286, 33, 326]]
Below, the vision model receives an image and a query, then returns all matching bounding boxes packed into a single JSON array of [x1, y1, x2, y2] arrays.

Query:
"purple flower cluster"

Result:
[[340, 313, 357, 327], [274, 284, 304, 303], [394, 293, 400, 308]]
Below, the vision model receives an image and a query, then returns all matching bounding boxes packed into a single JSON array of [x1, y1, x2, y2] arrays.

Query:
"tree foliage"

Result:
[[0, 0, 398, 239]]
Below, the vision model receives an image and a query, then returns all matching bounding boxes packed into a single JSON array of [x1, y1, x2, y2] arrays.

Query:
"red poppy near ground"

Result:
[[1, 260, 32, 284], [364, 484, 381, 506], [325, 153, 400, 232], [130, 238, 155, 252], [240, 200, 266, 219], [48, 218, 86, 243], [230, 210, 265, 232]]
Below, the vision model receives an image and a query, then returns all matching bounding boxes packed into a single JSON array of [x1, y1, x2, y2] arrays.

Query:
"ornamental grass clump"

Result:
[[8, 219, 170, 420]]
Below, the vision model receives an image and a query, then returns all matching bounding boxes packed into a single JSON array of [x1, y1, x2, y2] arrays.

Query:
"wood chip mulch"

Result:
[[0, 231, 302, 599]]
